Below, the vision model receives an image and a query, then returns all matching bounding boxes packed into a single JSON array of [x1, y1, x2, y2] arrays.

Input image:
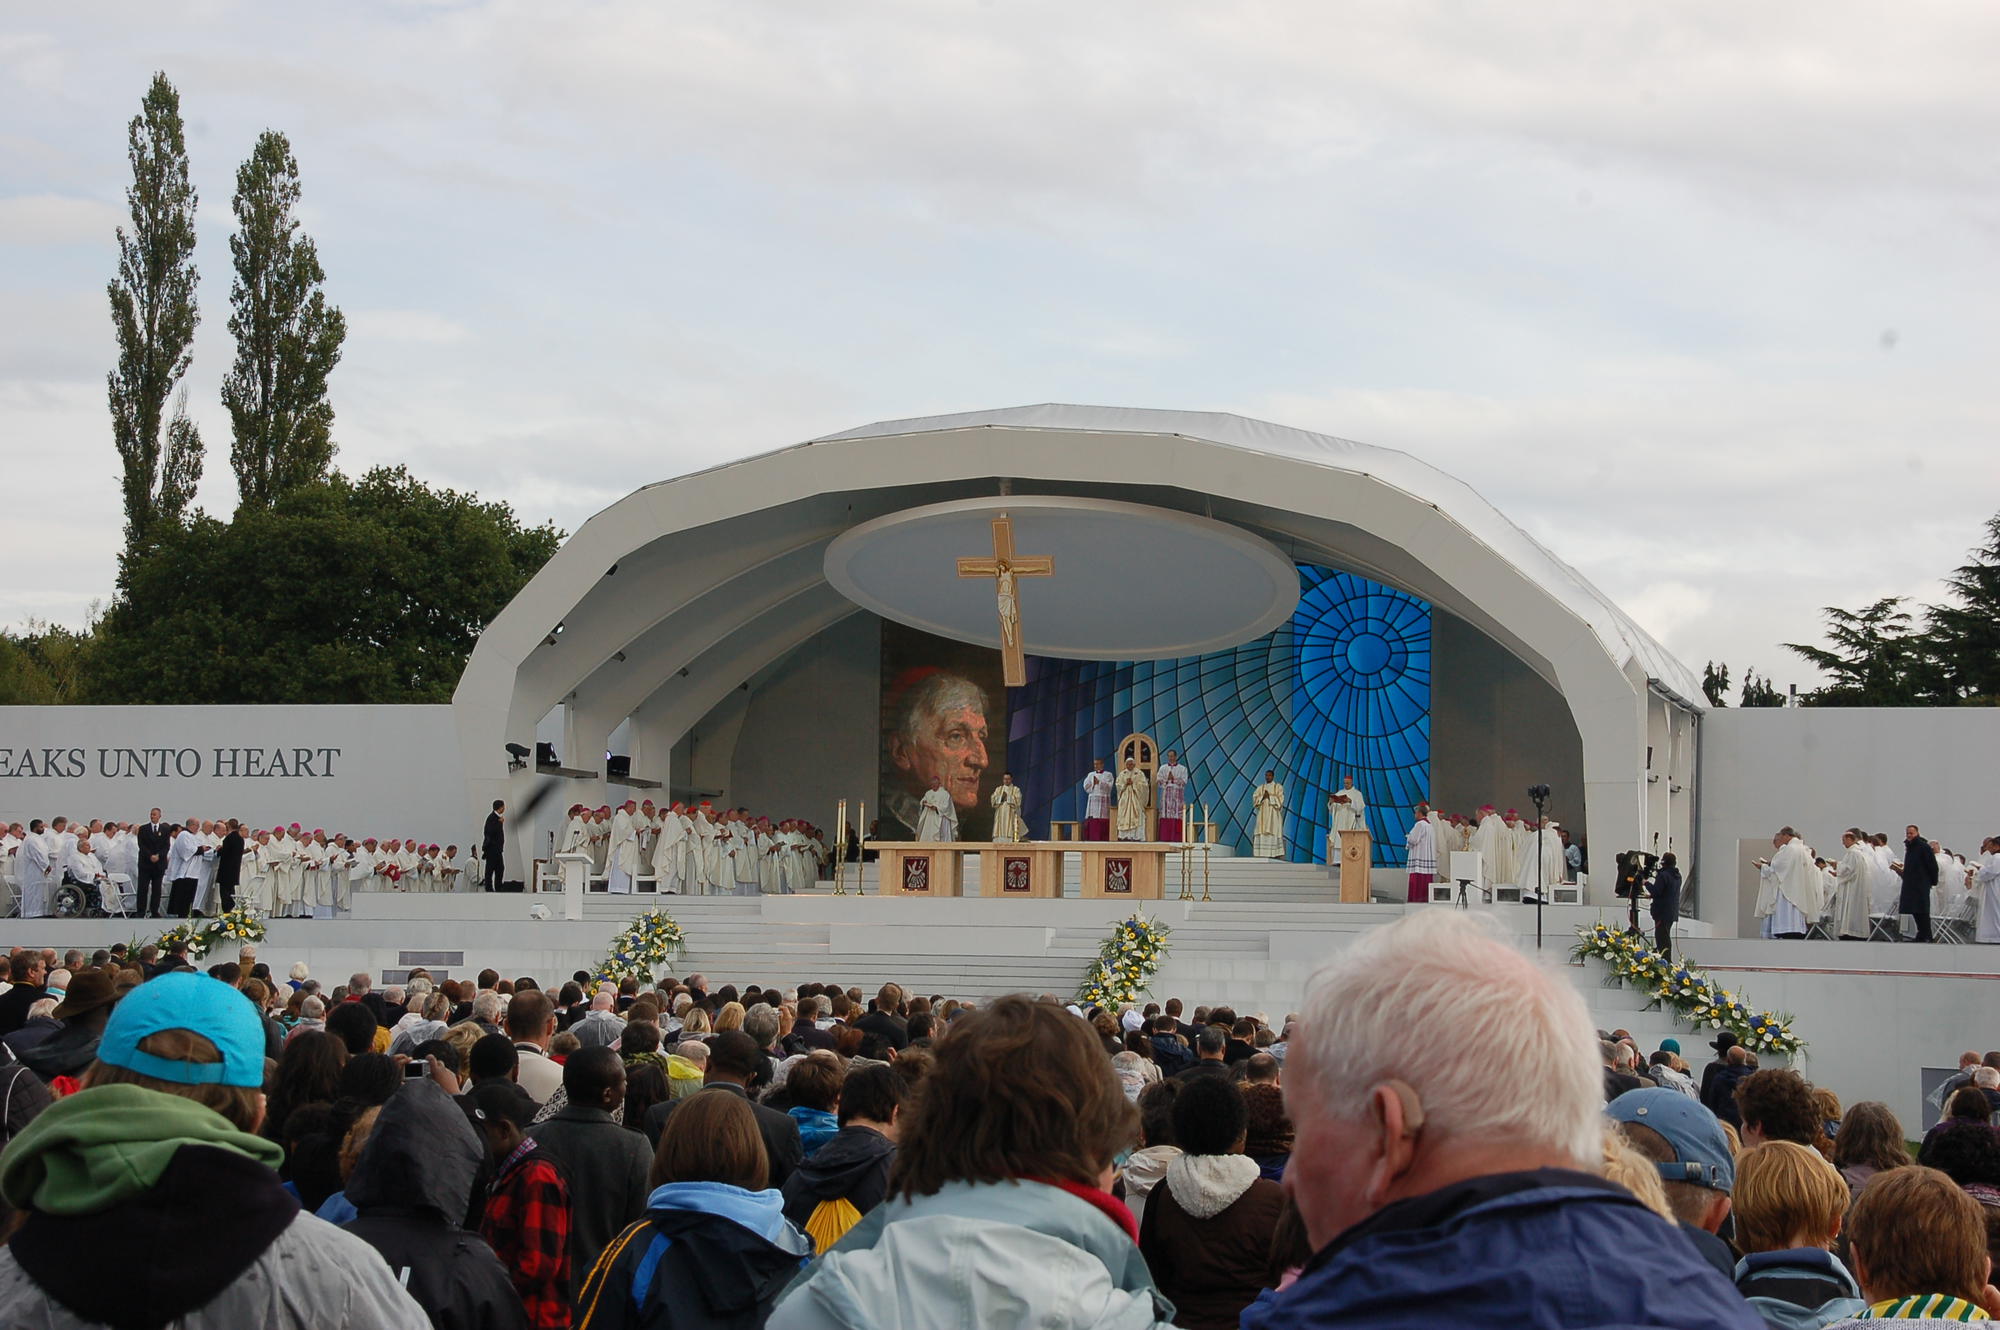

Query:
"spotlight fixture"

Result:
[[505, 742, 531, 773]]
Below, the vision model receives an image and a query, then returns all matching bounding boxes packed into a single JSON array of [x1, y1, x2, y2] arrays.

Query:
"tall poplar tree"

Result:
[[222, 129, 345, 507], [108, 72, 203, 558]]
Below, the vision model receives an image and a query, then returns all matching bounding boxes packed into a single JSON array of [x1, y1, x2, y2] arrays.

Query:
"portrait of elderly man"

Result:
[[880, 669, 994, 842]]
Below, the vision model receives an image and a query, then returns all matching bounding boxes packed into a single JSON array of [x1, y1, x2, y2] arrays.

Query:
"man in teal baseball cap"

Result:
[[0, 972, 430, 1328]]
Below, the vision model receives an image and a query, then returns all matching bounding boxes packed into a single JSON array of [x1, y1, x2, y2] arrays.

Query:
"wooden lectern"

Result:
[[874, 843, 964, 897], [978, 845, 1065, 897], [1080, 844, 1168, 900], [1336, 829, 1372, 903]]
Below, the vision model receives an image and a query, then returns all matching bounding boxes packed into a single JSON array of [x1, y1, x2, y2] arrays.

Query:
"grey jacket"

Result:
[[526, 1103, 653, 1299]]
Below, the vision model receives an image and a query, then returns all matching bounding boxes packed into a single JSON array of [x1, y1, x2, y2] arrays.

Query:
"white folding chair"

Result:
[[1937, 893, 1979, 945], [103, 873, 133, 918], [1867, 913, 1900, 942]]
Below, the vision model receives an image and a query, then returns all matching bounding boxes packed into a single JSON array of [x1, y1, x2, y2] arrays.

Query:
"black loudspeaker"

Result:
[[606, 755, 631, 780], [535, 742, 559, 767], [497, 879, 526, 893]]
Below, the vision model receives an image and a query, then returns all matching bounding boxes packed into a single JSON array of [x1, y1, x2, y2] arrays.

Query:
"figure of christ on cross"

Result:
[[957, 514, 1053, 687]]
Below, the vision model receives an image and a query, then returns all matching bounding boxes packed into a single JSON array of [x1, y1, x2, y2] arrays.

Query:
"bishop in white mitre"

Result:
[[1756, 827, 1823, 939], [1156, 751, 1190, 843], [607, 800, 640, 894], [916, 778, 958, 843], [1115, 759, 1149, 842], [1251, 770, 1286, 859], [990, 774, 1027, 844]]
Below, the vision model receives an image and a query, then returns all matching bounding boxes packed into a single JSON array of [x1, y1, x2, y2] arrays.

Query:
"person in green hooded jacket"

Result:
[[0, 971, 429, 1329]]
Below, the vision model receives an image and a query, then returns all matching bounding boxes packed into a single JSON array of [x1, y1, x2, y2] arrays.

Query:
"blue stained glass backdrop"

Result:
[[1005, 566, 1430, 864]]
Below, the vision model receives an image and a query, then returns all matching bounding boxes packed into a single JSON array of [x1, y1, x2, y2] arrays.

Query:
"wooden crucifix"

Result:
[[956, 513, 1053, 687]]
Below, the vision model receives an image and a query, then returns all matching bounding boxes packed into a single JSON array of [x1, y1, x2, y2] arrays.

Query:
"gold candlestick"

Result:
[[833, 799, 847, 895], [856, 802, 866, 898], [1200, 803, 1213, 901]]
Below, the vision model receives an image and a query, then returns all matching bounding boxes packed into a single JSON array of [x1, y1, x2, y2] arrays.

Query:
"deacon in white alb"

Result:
[[1115, 758, 1149, 842], [916, 777, 958, 843], [1156, 751, 1190, 843], [1251, 770, 1286, 859], [990, 774, 1027, 844]]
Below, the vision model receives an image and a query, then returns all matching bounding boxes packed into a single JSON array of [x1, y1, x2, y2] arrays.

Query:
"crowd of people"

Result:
[[0, 912, 1989, 1327]]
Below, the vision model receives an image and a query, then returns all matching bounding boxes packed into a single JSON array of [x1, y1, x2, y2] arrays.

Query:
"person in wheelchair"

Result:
[[54, 839, 115, 918]]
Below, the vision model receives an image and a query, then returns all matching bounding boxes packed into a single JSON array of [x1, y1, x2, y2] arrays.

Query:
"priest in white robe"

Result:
[[1115, 758, 1149, 842], [269, 827, 302, 917], [1467, 806, 1506, 891], [1868, 835, 1900, 917], [607, 800, 640, 894], [1831, 831, 1875, 940], [1755, 828, 1823, 939], [1404, 810, 1436, 903], [1532, 822, 1566, 898], [757, 820, 781, 895], [916, 778, 958, 842], [729, 817, 762, 897], [1975, 838, 2000, 945], [14, 825, 52, 919], [1156, 752, 1190, 843], [1081, 761, 1115, 842], [990, 774, 1027, 844], [653, 803, 691, 894], [1500, 811, 1530, 887], [1251, 771, 1285, 859], [1329, 775, 1367, 832], [241, 833, 273, 915], [694, 805, 722, 893], [347, 838, 377, 906]]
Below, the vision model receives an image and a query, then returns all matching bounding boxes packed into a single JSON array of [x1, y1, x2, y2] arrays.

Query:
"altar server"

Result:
[[1754, 827, 1823, 939], [607, 800, 640, 894], [1405, 808, 1436, 903], [1081, 760, 1115, 842], [990, 773, 1027, 844], [165, 821, 206, 917], [1251, 771, 1285, 858], [1156, 751, 1189, 843], [1115, 757, 1149, 842], [1832, 830, 1873, 939], [917, 777, 958, 842]]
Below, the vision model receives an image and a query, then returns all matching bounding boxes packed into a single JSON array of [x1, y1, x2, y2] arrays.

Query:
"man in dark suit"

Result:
[[643, 1031, 803, 1187], [215, 819, 246, 914], [855, 983, 910, 1052], [481, 800, 505, 891], [135, 808, 170, 918], [1901, 824, 1940, 943]]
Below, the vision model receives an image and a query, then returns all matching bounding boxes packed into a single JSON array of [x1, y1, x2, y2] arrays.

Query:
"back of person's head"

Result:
[[1734, 1141, 1849, 1254], [505, 989, 553, 1042], [410, 1039, 461, 1078], [651, 1081, 768, 1190], [1138, 1079, 1180, 1149], [1835, 1101, 1913, 1174], [1599, 1126, 1676, 1223], [877, 983, 903, 1014], [838, 1063, 907, 1128], [1925, 1120, 2000, 1188], [338, 1053, 401, 1107], [325, 1001, 379, 1056], [1975, 1067, 2000, 1091], [558, 981, 584, 1008], [564, 1045, 623, 1105], [892, 993, 1135, 1199], [621, 1022, 662, 1057], [1735, 1068, 1823, 1146], [787, 1051, 844, 1112], [82, 973, 265, 1131], [469, 1033, 519, 1082], [471, 990, 505, 1026], [1242, 1082, 1294, 1158], [1948, 1086, 1993, 1123], [1242, 1052, 1280, 1085], [1172, 1075, 1248, 1157], [1195, 1027, 1226, 1058], [707, 1030, 762, 1082], [742, 1004, 780, 1049], [1290, 911, 1598, 1164], [1847, 1166, 1990, 1304]]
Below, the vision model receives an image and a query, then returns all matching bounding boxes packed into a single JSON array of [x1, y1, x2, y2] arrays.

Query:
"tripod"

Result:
[[1528, 787, 1551, 950]]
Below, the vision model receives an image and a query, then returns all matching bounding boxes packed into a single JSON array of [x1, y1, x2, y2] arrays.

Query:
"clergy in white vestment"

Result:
[[652, 804, 690, 893], [695, 805, 723, 893], [758, 821, 781, 895], [729, 818, 762, 896], [1467, 807, 1506, 890], [1081, 761, 1116, 842], [916, 779, 958, 842], [240, 834, 273, 914], [1832, 832, 1874, 940], [1975, 839, 2000, 944], [1251, 771, 1286, 859], [1156, 752, 1190, 843], [66, 839, 110, 910], [349, 838, 378, 904], [590, 808, 612, 873], [14, 824, 52, 919], [1533, 822, 1566, 897], [1330, 774, 1367, 832], [165, 824, 205, 917], [990, 775, 1027, 844], [269, 827, 302, 916], [1868, 836, 1900, 917], [1115, 759, 1149, 842], [1501, 811, 1530, 887], [560, 806, 590, 856], [607, 801, 641, 894], [435, 845, 462, 893], [1754, 828, 1823, 938], [1404, 810, 1436, 904]]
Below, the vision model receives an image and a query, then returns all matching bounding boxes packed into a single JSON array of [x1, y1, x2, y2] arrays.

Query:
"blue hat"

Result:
[[1605, 1088, 1734, 1193], [1658, 1038, 1682, 1055], [98, 973, 265, 1089]]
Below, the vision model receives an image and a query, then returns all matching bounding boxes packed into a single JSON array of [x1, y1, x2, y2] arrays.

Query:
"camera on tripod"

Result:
[[1614, 849, 1658, 900]]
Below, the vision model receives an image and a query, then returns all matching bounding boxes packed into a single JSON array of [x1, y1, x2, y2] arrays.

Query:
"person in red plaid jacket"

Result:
[[473, 1082, 574, 1329]]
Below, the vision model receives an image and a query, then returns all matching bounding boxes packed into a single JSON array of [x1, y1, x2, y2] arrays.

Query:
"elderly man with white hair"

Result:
[[1242, 911, 1761, 1330]]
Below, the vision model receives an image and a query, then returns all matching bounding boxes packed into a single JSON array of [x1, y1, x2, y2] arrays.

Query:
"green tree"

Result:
[[89, 467, 561, 703], [0, 619, 101, 704], [1701, 660, 1731, 707], [1782, 596, 1943, 705], [108, 72, 203, 559], [1927, 513, 2000, 703], [1739, 668, 1784, 707], [223, 129, 345, 508]]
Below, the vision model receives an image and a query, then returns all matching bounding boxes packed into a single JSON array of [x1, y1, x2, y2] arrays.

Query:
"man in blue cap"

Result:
[[1607, 1087, 1740, 1278], [0, 972, 431, 1328]]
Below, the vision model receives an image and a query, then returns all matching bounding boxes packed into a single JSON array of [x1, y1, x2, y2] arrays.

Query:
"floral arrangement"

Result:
[[594, 909, 686, 985], [202, 906, 267, 952], [1572, 922, 1804, 1056], [1076, 913, 1172, 1009], [155, 920, 211, 961]]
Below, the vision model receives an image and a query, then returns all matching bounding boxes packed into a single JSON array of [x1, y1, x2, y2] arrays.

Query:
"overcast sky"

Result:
[[5, 2, 1997, 691]]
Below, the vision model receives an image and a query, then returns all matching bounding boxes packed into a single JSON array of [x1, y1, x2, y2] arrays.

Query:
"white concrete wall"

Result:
[[1696, 707, 2000, 927], [0, 704, 472, 847]]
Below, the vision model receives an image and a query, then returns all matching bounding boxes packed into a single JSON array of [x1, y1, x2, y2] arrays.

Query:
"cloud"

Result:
[[0, 193, 123, 246], [344, 308, 471, 344]]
